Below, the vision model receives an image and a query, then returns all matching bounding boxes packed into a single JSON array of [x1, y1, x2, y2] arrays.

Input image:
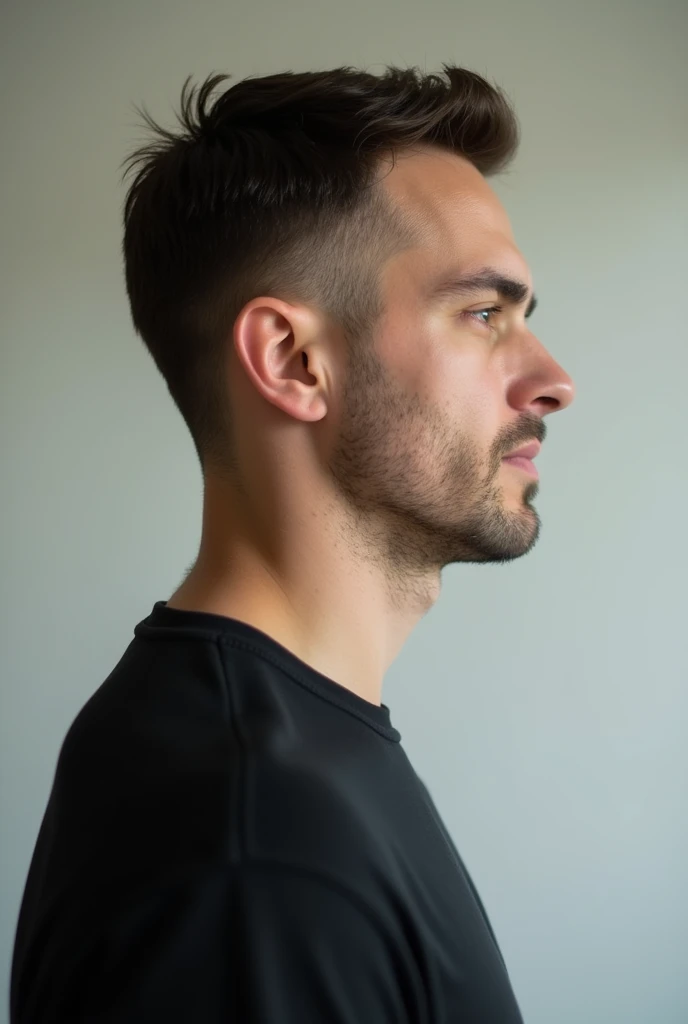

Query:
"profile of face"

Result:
[[323, 147, 575, 575], [231, 146, 575, 583]]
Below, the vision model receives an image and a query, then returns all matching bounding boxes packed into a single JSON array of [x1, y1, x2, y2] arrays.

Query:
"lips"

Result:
[[503, 441, 541, 460]]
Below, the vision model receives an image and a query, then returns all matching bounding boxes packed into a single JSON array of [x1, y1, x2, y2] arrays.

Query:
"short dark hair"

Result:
[[122, 64, 519, 472]]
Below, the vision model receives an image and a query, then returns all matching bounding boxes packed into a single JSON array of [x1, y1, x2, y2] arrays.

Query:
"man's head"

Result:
[[123, 65, 573, 575]]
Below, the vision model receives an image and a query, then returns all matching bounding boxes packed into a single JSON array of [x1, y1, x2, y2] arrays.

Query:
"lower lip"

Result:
[[502, 456, 539, 479]]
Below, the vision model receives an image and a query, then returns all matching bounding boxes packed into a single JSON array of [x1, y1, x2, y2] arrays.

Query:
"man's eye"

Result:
[[463, 305, 503, 327]]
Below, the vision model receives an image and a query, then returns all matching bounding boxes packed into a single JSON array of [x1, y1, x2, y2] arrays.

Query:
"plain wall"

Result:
[[2, 2, 687, 1021]]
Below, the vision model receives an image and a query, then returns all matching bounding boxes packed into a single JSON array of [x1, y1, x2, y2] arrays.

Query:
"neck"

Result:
[[166, 474, 440, 706]]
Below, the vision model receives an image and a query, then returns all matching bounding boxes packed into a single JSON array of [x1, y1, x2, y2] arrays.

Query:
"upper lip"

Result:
[[504, 441, 541, 460]]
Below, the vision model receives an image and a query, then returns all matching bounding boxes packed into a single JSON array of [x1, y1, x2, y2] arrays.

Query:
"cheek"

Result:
[[436, 362, 502, 465], [377, 319, 499, 450], [436, 350, 492, 417]]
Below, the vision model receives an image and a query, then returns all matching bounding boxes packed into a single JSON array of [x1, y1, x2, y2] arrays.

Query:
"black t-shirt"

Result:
[[11, 600, 525, 1023]]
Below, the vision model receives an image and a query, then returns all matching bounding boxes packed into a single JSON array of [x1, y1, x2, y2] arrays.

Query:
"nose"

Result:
[[507, 335, 576, 415]]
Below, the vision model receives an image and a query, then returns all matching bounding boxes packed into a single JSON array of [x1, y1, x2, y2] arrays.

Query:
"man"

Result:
[[11, 64, 574, 1022]]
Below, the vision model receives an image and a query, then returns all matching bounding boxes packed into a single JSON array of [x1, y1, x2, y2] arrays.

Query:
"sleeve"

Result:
[[55, 862, 425, 1023]]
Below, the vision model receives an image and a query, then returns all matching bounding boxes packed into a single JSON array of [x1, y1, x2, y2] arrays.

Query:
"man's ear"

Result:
[[232, 297, 328, 424]]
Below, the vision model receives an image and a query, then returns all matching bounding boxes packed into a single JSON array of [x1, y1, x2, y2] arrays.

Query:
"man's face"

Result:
[[327, 146, 575, 573]]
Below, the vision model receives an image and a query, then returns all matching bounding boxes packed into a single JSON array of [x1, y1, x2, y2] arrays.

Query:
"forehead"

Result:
[[379, 146, 529, 289]]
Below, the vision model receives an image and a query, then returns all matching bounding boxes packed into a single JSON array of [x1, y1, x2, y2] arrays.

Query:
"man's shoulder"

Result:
[[56, 661, 384, 882]]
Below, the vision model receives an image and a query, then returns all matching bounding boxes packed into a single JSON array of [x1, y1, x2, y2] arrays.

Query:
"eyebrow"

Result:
[[425, 267, 538, 318]]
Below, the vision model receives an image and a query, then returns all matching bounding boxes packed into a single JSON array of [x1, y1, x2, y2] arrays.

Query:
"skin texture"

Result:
[[167, 146, 575, 705]]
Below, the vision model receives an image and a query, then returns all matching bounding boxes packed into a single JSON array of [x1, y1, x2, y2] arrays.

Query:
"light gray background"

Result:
[[2, 2, 687, 1022]]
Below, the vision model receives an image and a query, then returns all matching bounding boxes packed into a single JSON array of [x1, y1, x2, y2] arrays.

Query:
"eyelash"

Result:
[[463, 305, 503, 328]]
